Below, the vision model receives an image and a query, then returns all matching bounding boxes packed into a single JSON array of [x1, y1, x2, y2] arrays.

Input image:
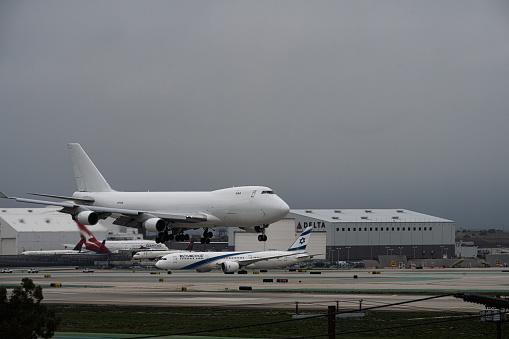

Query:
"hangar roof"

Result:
[[0, 207, 77, 232], [0, 207, 110, 233], [288, 209, 453, 223]]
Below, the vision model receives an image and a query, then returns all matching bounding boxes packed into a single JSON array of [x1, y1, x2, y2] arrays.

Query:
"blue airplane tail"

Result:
[[287, 227, 313, 251]]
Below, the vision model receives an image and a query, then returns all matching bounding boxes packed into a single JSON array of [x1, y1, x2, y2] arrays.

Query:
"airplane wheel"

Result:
[[206, 238, 210, 244], [258, 235, 263, 242], [207, 232, 213, 238], [155, 237, 161, 243], [200, 238, 206, 244], [169, 234, 174, 241], [263, 234, 267, 241], [185, 234, 190, 241], [163, 234, 170, 242]]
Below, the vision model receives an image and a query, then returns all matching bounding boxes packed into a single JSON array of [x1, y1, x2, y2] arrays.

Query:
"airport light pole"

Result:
[[337, 248, 341, 264], [346, 246, 351, 263], [445, 247, 448, 258], [413, 246, 417, 259], [386, 246, 390, 256], [399, 246, 403, 256]]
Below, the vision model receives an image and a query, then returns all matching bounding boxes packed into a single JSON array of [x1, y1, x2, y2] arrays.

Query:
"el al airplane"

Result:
[[76, 221, 167, 253], [133, 240, 195, 260], [155, 227, 313, 273], [1, 143, 290, 244], [21, 237, 86, 255]]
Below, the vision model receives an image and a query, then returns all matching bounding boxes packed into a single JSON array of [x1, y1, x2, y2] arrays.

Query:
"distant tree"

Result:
[[462, 229, 468, 233], [488, 229, 496, 234], [0, 278, 60, 338], [463, 235, 471, 239], [480, 231, 488, 236]]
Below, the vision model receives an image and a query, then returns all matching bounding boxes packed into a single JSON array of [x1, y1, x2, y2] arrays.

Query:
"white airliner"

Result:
[[21, 238, 86, 255], [155, 227, 313, 273], [133, 240, 195, 260], [1, 143, 290, 244]]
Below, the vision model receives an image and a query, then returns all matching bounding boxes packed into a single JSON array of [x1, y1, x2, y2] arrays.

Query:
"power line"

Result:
[[128, 293, 455, 339]]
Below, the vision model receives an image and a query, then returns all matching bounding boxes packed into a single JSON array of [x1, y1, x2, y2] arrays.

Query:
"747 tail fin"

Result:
[[67, 143, 112, 192]]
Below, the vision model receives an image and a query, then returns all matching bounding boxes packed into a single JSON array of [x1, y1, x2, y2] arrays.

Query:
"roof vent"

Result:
[[332, 216, 339, 220], [392, 216, 399, 220], [397, 210, 404, 213], [19, 219, 25, 223], [334, 210, 342, 213], [45, 219, 51, 223], [28, 209, 33, 213], [361, 216, 368, 220], [1, 210, 6, 212], [305, 210, 312, 213], [365, 210, 372, 213]]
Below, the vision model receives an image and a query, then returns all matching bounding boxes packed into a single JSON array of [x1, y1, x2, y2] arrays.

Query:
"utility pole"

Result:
[[328, 305, 336, 339]]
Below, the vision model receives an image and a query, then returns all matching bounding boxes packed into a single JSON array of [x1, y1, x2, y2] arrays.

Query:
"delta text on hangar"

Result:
[[232, 209, 455, 261]]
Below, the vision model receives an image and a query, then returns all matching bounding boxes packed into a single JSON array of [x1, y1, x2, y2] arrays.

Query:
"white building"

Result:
[[232, 209, 455, 261], [0, 207, 141, 255]]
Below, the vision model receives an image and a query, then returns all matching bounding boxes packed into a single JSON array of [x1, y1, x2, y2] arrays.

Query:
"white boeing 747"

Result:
[[1, 143, 290, 244], [155, 227, 313, 273]]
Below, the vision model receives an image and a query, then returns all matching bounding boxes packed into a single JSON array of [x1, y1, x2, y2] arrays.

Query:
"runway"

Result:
[[2, 267, 508, 313]]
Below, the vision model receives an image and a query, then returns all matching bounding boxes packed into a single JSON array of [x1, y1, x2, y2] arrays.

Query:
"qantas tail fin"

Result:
[[76, 221, 110, 253], [67, 143, 113, 192], [287, 227, 313, 251]]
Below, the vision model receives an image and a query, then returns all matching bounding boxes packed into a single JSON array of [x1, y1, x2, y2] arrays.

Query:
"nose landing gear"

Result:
[[257, 224, 268, 242]]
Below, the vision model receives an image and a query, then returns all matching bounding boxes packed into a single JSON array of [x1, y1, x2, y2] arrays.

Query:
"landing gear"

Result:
[[156, 230, 171, 243], [175, 232, 189, 242], [258, 234, 267, 242], [257, 224, 268, 242], [158, 228, 190, 242], [200, 228, 213, 244]]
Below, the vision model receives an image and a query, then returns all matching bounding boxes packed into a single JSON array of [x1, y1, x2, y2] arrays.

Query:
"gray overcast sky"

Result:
[[1, 1, 509, 230]]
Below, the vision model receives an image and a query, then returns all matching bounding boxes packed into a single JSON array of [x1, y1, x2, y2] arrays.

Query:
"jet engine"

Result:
[[75, 211, 99, 225], [142, 218, 166, 232], [221, 261, 240, 273]]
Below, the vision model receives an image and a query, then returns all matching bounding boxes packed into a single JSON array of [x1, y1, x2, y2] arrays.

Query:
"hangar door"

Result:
[[1, 238, 16, 255]]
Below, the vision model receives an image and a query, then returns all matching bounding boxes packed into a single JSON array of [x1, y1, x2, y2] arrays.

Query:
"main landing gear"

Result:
[[155, 230, 170, 243], [200, 228, 213, 244], [155, 229, 189, 243]]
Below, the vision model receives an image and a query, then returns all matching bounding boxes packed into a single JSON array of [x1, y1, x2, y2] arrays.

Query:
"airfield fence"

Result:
[[0, 253, 131, 268]]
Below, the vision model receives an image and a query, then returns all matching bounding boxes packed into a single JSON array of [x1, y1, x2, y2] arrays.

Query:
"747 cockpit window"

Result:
[[261, 191, 275, 194]]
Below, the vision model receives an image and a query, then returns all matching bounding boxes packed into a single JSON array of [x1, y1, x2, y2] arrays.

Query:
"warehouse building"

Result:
[[232, 209, 455, 261], [0, 207, 140, 255]]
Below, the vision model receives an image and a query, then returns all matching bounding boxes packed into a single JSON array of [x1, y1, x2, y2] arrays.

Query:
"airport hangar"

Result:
[[230, 209, 455, 261], [0, 207, 142, 255]]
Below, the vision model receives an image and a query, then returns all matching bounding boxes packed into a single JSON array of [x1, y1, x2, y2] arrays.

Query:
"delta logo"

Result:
[[296, 221, 326, 231]]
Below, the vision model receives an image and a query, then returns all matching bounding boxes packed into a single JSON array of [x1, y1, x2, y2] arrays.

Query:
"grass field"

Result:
[[48, 304, 508, 338]]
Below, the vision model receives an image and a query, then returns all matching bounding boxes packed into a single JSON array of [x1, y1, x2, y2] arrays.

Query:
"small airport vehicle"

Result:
[[27, 268, 39, 273], [83, 268, 94, 273], [1, 268, 13, 273]]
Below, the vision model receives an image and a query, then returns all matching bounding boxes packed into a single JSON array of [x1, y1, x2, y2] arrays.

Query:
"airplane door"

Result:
[[251, 190, 257, 197], [173, 256, 177, 264]]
